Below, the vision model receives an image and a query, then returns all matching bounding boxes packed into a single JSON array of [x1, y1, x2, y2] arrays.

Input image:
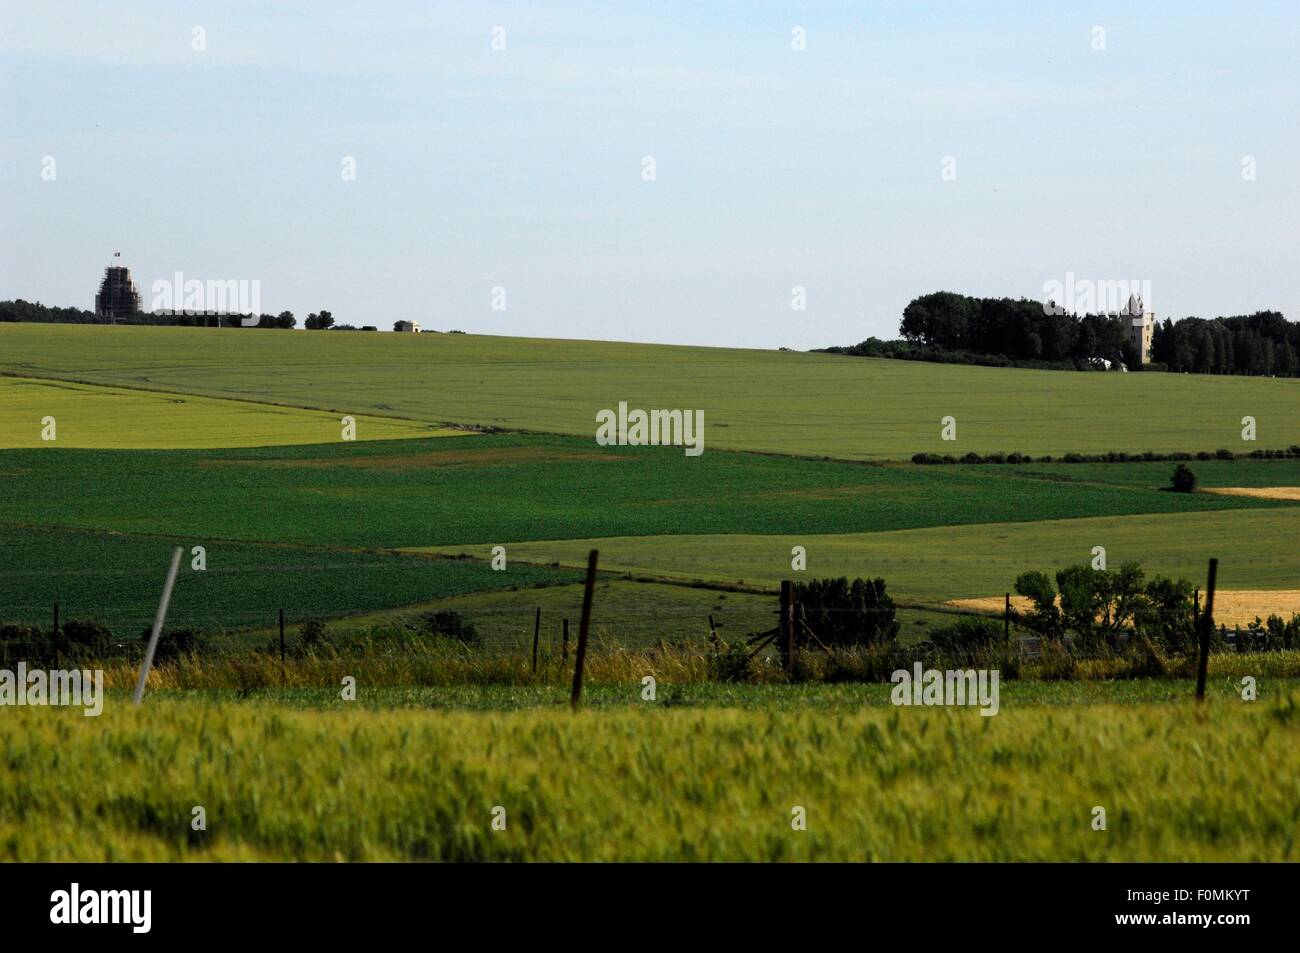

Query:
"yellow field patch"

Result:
[[946, 590, 1300, 628], [0, 375, 463, 449], [1203, 486, 1300, 502]]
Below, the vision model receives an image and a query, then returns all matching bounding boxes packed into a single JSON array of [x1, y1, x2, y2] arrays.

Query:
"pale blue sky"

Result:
[[2, 1, 1297, 347]]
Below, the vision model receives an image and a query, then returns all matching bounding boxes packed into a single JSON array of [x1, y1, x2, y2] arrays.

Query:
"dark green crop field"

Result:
[[2, 435, 1291, 551], [0, 525, 577, 636], [1004, 458, 1300, 489]]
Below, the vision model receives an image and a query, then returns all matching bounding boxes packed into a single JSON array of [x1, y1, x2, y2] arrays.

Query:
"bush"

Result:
[[144, 626, 209, 663], [707, 640, 754, 682], [925, 616, 1003, 664], [1032, 640, 1077, 680], [0, 622, 50, 661], [1134, 576, 1196, 653], [1014, 570, 1061, 638], [819, 643, 911, 683], [416, 610, 480, 647], [60, 619, 113, 656], [794, 577, 900, 648], [296, 618, 331, 655], [1122, 636, 1169, 679], [1170, 463, 1197, 493]]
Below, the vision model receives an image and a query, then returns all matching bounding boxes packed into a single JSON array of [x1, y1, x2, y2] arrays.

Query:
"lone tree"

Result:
[[1170, 462, 1197, 493]]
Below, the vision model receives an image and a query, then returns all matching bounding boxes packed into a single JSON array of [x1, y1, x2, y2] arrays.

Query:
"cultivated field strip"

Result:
[[3, 699, 1297, 861], [3, 324, 1297, 459]]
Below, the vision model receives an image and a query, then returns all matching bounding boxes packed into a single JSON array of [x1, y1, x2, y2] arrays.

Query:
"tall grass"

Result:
[[91, 640, 1300, 691], [2, 694, 1297, 861]]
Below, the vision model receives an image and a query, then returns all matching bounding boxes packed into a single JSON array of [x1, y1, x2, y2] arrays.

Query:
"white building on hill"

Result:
[[1124, 294, 1155, 364]]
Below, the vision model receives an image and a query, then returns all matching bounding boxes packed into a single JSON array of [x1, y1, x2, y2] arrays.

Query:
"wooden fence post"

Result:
[[53, 602, 60, 668], [1195, 559, 1217, 702], [779, 581, 798, 673], [778, 581, 791, 667], [279, 608, 286, 685], [790, 599, 800, 670], [532, 607, 541, 674], [1004, 592, 1011, 648], [570, 550, 599, 710]]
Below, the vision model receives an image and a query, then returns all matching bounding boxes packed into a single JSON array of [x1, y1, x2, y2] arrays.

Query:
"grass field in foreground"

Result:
[[0, 375, 453, 448], [3, 696, 1297, 860], [427, 507, 1300, 604], [2, 437, 1291, 549], [4, 323, 1297, 460], [131, 677, 1300, 710]]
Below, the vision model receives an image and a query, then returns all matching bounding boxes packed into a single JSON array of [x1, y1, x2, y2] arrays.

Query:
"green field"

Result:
[[3, 323, 1297, 459], [430, 507, 1300, 603], [3, 321, 1300, 865], [0, 374, 454, 448], [2, 324, 1298, 633], [4, 693, 1297, 861], [4, 434, 1296, 628], [2, 436, 1291, 550], [0, 525, 578, 637]]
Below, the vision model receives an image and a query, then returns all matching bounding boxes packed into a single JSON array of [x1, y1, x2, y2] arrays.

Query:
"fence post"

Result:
[[532, 607, 541, 675], [133, 546, 184, 706], [570, 550, 599, 710], [53, 602, 60, 668], [279, 608, 286, 685], [778, 581, 791, 666], [780, 580, 797, 673], [1195, 559, 1217, 702], [1004, 592, 1010, 648], [790, 589, 799, 671]]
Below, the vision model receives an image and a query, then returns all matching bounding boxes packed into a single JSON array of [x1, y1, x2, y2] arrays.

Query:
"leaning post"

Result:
[[133, 546, 184, 706]]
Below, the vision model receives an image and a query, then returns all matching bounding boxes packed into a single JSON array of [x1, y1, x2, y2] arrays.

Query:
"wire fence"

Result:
[[2, 597, 1292, 668]]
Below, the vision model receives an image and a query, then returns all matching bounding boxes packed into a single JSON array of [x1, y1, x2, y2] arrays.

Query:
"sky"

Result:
[[2, 1, 1297, 348]]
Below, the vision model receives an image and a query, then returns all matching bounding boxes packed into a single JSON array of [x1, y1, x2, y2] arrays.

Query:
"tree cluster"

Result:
[[1151, 312, 1297, 376], [824, 291, 1299, 377]]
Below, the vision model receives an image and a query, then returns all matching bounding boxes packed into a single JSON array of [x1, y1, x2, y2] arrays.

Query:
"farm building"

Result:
[[393, 320, 421, 333], [94, 256, 142, 321]]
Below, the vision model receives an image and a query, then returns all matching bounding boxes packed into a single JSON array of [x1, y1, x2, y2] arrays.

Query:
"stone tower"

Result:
[[1124, 293, 1154, 364], [94, 255, 142, 321]]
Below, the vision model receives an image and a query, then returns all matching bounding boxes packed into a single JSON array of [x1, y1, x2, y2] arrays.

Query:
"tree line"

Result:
[[822, 291, 1299, 376], [1151, 312, 1297, 376], [0, 299, 384, 331]]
